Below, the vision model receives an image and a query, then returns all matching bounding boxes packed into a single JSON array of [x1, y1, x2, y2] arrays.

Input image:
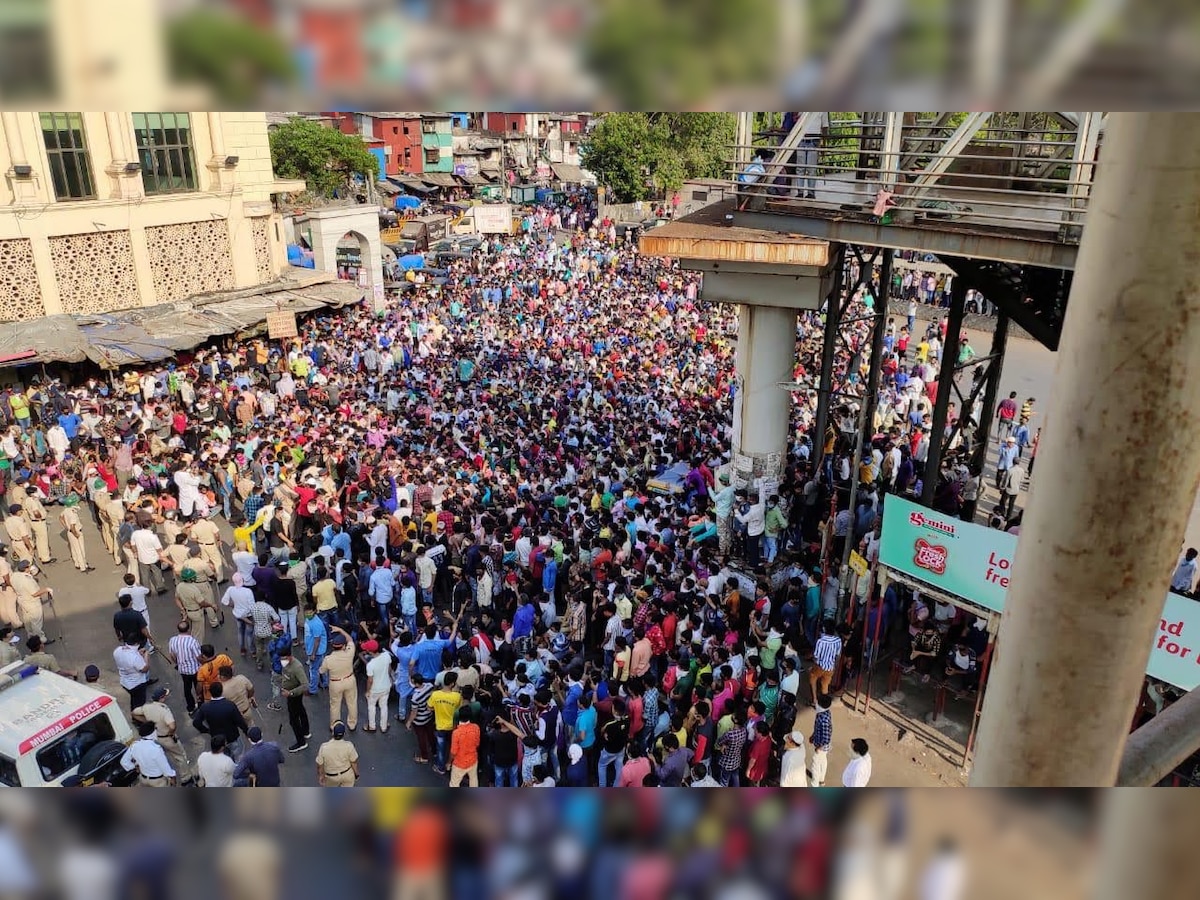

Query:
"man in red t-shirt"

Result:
[[996, 391, 1018, 441]]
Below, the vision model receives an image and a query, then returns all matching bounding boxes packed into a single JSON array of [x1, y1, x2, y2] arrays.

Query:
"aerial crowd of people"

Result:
[[0, 192, 1043, 787]]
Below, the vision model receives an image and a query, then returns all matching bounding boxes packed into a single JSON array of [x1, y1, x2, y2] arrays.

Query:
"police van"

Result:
[[0, 662, 134, 786]]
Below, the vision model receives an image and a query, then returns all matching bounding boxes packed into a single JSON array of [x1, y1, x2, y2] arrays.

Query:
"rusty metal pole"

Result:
[[970, 112, 1200, 787], [1093, 791, 1200, 900]]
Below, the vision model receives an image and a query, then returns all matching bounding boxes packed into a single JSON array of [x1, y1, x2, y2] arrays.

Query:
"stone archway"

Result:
[[306, 206, 383, 290], [335, 230, 370, 284]]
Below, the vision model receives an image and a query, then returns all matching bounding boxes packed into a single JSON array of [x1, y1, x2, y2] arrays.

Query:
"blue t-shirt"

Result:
[[574, 706, 598, 748], [413, 638, 450, 680]]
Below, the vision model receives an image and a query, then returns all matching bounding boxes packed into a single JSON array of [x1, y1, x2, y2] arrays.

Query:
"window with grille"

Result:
[[133, 112, 197, 194], [424, 148, 439, 165], [40, 112, 94, 200]]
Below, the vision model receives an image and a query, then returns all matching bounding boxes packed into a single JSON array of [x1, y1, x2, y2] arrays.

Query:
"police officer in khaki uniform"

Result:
[[21, 488, 55, 565], [175, 567, 215, 642], [92, 485, 119, 560], [58, 494, 93, 572], [11, 560, 50, 641], [319, 626, 358, 731], [4, 505, 35, 564], [0, 549, 21, 630], [315, 721, 359, 786], [189, 516, 227, 584], [164, 533, 191, 576], [185, 545, 222, 627], [133, 685, 193, 783]]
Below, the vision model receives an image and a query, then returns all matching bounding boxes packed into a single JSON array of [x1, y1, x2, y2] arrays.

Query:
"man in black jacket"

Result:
[[192, 681, 249, 761]]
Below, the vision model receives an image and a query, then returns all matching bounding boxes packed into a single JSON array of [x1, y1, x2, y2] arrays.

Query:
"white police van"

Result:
[[0, 662, 134, 786]]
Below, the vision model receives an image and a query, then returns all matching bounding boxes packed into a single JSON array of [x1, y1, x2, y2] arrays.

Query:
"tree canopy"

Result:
[[581, 112, 736, 203], [269, 117, 379, 198]]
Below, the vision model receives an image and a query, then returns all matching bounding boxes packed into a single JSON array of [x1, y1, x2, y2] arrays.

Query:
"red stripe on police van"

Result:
[[18, 695, 113, 755]]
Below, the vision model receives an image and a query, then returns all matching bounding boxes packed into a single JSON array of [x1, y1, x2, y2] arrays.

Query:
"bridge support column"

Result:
[[970, 112, 1200, 787], [732, 303, 799, 483]]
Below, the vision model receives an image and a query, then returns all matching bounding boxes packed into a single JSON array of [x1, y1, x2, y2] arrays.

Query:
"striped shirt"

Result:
[[168, 634, 202, 675], [812, 635, 843, 672], [409, 683, 434, 726]]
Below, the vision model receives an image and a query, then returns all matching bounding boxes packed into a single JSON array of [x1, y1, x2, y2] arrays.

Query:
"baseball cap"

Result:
[[83, 664, 100, 679], [152, 686, 169, 701], [331, 632, 347, 647], [247, 726, 263, 742], [361, 639, 379, 653], [332, 721, 347, 737]]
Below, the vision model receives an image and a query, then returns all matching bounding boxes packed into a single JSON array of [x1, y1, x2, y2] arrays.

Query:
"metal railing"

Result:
[[730, 112, 1104, 242]]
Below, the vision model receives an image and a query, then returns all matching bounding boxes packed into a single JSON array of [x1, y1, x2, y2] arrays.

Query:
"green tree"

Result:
[[166, 10, 295, 106], [269, 117, 379, 198], [582, 112, 737, 203]]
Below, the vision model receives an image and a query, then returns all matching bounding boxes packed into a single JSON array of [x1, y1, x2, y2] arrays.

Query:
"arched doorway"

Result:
[[336, 230, 369, 284]]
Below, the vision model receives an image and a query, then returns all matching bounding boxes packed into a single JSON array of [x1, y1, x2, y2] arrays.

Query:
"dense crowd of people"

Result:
[[0, 191, 1037, 787]]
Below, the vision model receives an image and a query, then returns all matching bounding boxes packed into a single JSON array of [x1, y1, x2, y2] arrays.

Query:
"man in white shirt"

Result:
[[117, 575, 153, 639], [113, 635, 152, 709], [220, 573, 257, 657], [197, 734, 237, 787], [780, 731, 808, 787], [129, 524, 167, 594], [362, 640, 394, 733], [688, 763, 721, 787], [842, 738, 873, 787], [1171, 548, 1198, 595], [231, 547, 257, 587], [120, 721, 177, 786]]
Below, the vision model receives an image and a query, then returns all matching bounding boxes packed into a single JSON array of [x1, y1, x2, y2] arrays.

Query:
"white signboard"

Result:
[[473, 204, 513, 235]]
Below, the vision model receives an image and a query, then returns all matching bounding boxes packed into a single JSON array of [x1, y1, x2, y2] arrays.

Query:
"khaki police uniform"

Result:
[[58, 505, 89, 571], [21, 495, 52, 563], [315, 737, 358, 786], [11, 571, 44, 639], [189, 518, 226, 583], [3, 514, 35, 564], [319, 637, 358, 731], [0, 556, 21, 629], [165, 542, 191, 576], [134, 700, 191, 780], [94, 491, 117, 557], [175, 581, 209, 642], [187, 554, 222, 626]]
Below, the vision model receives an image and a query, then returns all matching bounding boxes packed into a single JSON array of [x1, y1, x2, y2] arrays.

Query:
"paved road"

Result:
[[30, 515, 441, 788]]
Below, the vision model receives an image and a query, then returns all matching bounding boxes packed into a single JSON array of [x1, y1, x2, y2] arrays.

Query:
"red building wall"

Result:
[[376, 117, 424, 175], [299, 11, 365, 92], [485, 113, 528, 134]]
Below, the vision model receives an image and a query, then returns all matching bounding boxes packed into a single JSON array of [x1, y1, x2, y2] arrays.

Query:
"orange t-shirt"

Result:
[[449, 722, 480, 769], [394, 807, 448, 873]]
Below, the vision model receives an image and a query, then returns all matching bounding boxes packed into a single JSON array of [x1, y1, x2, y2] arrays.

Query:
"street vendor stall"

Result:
[[856, 494, 1200, 769]]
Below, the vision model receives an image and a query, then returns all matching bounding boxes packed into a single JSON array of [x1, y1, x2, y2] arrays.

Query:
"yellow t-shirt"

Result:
[[429, 689, 461, 732], [312, 578, 338, 612]]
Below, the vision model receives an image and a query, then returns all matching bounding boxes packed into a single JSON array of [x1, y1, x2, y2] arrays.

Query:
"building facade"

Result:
[[327, 111, 425, 176], [0, 112, 304, 323], [420, 115, 454, 173]]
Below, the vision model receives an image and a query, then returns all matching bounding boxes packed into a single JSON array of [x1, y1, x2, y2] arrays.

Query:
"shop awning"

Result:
[[0, 276, 365, 369], [376, 180, 402, 195], [387, 176, 436, 194], [551, 162, 585, 184], [417, 172, 460, 189]]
